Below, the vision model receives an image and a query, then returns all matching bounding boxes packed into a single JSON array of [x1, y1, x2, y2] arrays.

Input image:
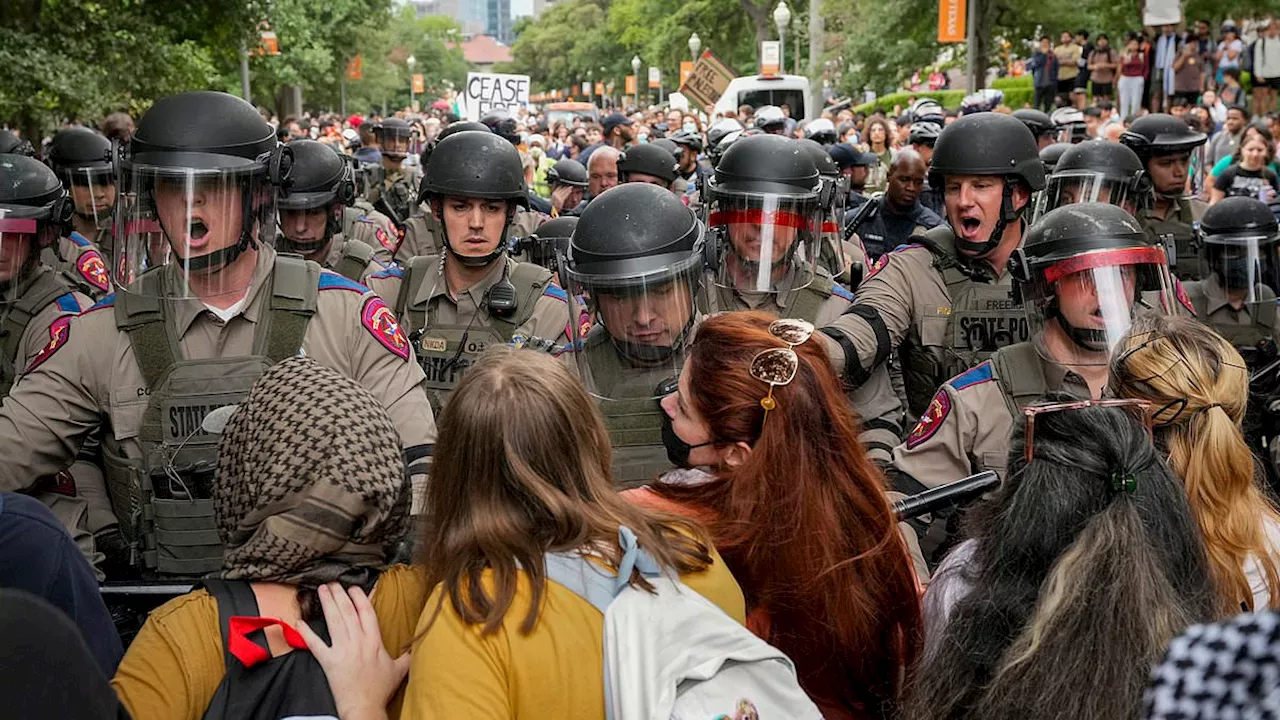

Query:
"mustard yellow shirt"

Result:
[[402, 552, 746, 718], [111, 564, 428, 720]]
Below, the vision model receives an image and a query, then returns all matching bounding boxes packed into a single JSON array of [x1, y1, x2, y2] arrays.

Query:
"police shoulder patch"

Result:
[[318, 271, 370, 294], [85, 293, 116, 313], [831, 283, 855, 302], [1173, 279, 1195, 315], [374, 226, 396, 252], [368, 265, 404, 281], [865, 253, 891, 280], [360, 296, 410, 361], [542, 284, 569, 303], [76, 249, 111, 293], [24, 316, 72, 374], [950, 361, 994, 391], [906, 389, 952, 449], [54, 293, 82, 314]]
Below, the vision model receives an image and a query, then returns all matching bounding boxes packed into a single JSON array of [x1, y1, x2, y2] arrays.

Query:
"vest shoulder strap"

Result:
[[1, 269, 74, 372], [788, 270, 836, 323], [258, 254, 320, 363], [397, 254, 438, 332], [335, 239, 376, 282], [114, 270, 179, 391], [992, 342, 1050, 417]]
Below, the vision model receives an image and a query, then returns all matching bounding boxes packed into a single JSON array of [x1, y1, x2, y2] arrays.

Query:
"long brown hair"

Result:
[[653, 311, 922, 719], [1111, 313, 1280, 613], [417, 347, 711, 635]]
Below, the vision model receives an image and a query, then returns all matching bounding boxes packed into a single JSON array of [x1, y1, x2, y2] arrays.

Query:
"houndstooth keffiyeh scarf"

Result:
[[213, 356, 410, 588], [1145, 610, 1280, 719]]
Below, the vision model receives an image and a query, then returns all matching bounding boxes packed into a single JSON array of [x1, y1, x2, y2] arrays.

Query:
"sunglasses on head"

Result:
[[1022, 398, 1154, 464], [749, 319, 814, 425]]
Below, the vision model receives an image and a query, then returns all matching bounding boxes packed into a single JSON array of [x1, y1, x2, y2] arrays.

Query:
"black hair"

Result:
[[1040, 35, 1051, 42], [904, 397, 1216, 720], [1084, 107, 1102, 118]]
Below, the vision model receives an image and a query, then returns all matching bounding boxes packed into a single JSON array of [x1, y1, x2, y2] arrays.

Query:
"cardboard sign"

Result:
[[462, 72, 531, 121], [1143, 0, 1181, 27], [938, 0, 966, 43], [679, 50, 737, 110], [761, 40, 781, 74]]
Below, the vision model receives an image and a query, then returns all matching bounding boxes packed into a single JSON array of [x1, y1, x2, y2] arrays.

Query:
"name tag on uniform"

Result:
[[420, 336, 448, 353]]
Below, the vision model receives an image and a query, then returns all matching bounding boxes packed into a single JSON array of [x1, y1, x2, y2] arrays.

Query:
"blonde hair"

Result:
[[1111, 314, 1280, 612]]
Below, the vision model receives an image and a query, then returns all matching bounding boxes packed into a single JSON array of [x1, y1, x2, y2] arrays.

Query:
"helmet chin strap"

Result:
[[439, 204, 513, 268], [1048, 303, 1109, 353], [278, 204, 340, 259]]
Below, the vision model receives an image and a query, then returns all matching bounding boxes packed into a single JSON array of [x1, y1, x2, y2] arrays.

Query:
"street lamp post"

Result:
[[588, 67, 594, 105], [631, 55, 642, 110], [406, 54, 416, 111], [688, 32, 701, 61], [773, 1, 791, 74]]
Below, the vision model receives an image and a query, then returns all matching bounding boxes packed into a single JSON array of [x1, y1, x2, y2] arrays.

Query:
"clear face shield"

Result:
[[61, 166, 116, 230], [1035, 171, 1145, 221], [1025, 246, 1174, 365], [561, 256, 703, 401], [817, 176, 848, 280], [1201, 234, 1280, 305], [0, 209, 43, 298], [379, 130, 412, 160], [114, 163, 277, 300], [708, 191, 821, 294]]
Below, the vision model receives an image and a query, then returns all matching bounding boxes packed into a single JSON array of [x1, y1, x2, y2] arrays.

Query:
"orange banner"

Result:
[[412, 74, 425, 93], [625, 75, 637, 94], [937, 0, 966, 43], [345, 55, 363, 80], [595, 82, 605, 95], [679, 61, 694, 85]]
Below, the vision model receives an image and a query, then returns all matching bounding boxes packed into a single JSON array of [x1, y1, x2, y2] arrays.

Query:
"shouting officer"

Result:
[[561, 184, 705, 484], [704, 133, 904, 464], [0, 154, 102, 565], [892, 203, 1172, 561], [1120, 113, 1209, 280], [366, 130, 571, 415], [45, 127, 115, 299], [278, 139, 391, 283], [817, 112, 1046, 419], [0, 92, 436, 579]]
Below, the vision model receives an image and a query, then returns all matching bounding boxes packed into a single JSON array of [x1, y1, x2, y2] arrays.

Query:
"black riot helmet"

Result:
[[47, 127, 115, 228], [0, 153, 72, 247], [373, 117, 413, 159], [0, 131, 34, 157], [929, 112, 1045, 257], [706, 134, 825, 294], [1012, 202, 1172, 358], [651, 138, 682, 159], [668, 129, 704, 153], [1037, 140, 1150, 218], [618, 143, 680, 186], [420, 130, 528, 266], [519, 216, 577, 269], [420, 120, 492, 167], [562, 182, 705, 373], [546, 159, 588, 188], [1196, 197, 1280, 303], [276, 140, 355, 256], [115, 91, 289, 297], [1013, 108, 1056, 145], [480, 109, 521, 146], [1040, 142, 1073, 175], [1120, 113, 1208, 161]]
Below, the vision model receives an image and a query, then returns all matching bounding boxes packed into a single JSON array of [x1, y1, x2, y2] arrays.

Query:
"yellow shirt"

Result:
[[111, 564, 428, 720], [402, 552, 746, 718]]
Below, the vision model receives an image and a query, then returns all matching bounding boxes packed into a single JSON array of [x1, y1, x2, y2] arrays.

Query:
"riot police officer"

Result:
[[396, 121, 547, 263], [561, 184, 705, 484], [818, 112, 1045, 419], [335, 147, 400, 259], [1039, 142, 1074, 176], [803, 118, 839, 146], [516, 216, 577, 274], [704, 133, 903, 464], [1034, 139, 1150, 220], [369, 117, 417, 229], [618, 143, 681, 190], [0, 153, 102, 566], [480, 109, 522, 146], [1013, 108, 1058, 150], [45, 127, 115, 299], [892, 203, 1173, 562], [0, 92, 436, 579], [545, 159, 588, 217], [278, 139, 390, 283], [1120, 113, 1209, 280], [366, 130, 571, 414]]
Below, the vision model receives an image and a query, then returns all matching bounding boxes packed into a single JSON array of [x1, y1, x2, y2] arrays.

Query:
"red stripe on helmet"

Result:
[[708, 209, 813, 230], [1043, 246, 1166, 284]]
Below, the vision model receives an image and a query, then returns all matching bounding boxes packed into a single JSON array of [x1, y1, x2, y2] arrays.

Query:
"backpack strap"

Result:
[[543, 526, 663, 614], [202, 578, 262, 668], [487, 261, 553, 342], [334, 239, 376, 283], [254, 254, 319, 364], [114, 269, 180, 390], [992, 343, 1050, 416]]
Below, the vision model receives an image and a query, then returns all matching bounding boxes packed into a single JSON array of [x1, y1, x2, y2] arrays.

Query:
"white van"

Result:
[[712, 74, 816, 122]]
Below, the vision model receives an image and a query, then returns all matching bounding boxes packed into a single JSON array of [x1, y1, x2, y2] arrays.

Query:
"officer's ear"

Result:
[[1010, 182, 1032, 213]]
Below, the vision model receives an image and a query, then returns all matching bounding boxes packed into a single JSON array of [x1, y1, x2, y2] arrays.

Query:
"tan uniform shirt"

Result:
[[1142, 198, 1208, 280], [320, 234, 391, 283], [45, 231, 113, 300], [0, 246, 437, 494], [1184, 274, 1280, 339], [341, 208, 399, 264], [892, 341, 1090, 486], [395, 204, 549, 264]]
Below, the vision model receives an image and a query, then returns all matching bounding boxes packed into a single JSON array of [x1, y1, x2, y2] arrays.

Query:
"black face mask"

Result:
[[660, 411, 715, 468]]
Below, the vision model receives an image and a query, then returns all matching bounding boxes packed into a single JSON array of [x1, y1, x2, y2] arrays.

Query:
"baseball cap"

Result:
[[602, 113, 633, 134], [828, 143, 880, 169]]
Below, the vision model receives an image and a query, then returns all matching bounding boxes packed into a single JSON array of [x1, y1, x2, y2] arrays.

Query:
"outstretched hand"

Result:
[[296, 583, 411, 720]]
